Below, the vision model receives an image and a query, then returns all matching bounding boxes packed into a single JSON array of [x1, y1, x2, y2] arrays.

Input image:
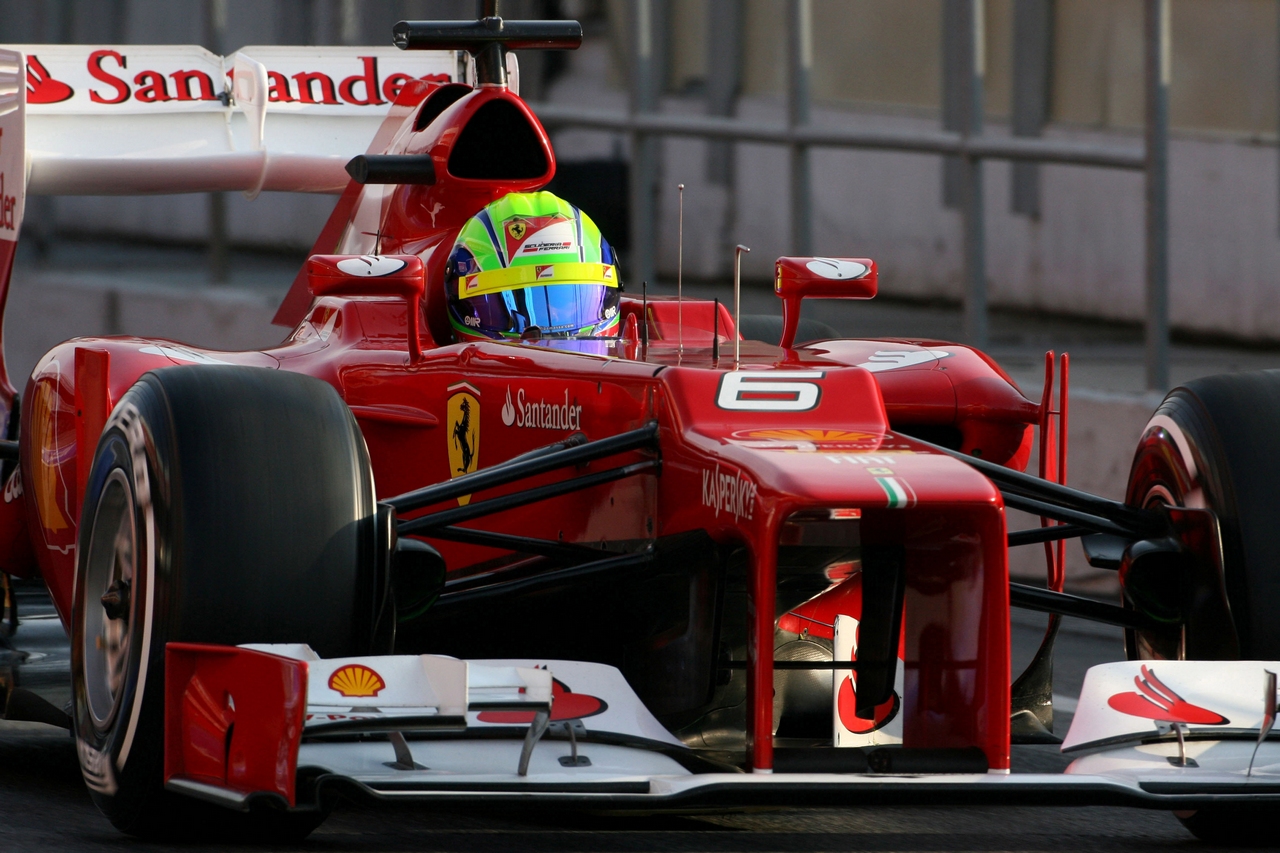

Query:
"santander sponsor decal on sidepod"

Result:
[[501, 386, 583, 431]]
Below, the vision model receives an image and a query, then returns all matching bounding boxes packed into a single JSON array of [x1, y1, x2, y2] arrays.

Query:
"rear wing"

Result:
[[0, 43, 493, 403], [7, 44, 477, 198]]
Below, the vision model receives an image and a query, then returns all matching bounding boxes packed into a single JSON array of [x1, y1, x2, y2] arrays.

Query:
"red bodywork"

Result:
[[0, 80, 1044, 773]]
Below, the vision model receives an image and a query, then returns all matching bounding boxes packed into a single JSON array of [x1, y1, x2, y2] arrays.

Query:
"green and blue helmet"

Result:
[[445, 192, 621, 343]]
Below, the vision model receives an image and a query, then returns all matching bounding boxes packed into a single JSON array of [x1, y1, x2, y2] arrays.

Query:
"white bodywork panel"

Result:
[[467, 658, 685, 746], [5, 45, 469, 197], [236, 651, 692, 788], [1063, 660, 1279, 753], [239, 644, 552, 727], [0, 49, 25, 239], [832, 614, 904, 747], [163, 651, 1280, 809]]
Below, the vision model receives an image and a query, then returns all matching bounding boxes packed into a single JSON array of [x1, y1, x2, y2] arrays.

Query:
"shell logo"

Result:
[[742, 429, 875, 442], [328, 664, 386, 698]]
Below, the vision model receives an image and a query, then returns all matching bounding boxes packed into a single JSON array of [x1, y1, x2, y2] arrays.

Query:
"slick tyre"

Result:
[[1125, 372, 1280, 846], [1125, 371, 1280, 661], [71, 366, 381, 839]]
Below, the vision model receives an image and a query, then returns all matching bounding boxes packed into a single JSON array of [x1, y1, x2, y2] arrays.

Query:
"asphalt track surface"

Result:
[[0, 588, 1231, 852]]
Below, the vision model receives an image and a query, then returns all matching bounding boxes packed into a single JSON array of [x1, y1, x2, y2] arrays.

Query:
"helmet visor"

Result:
[[458, 283, 620, 338]]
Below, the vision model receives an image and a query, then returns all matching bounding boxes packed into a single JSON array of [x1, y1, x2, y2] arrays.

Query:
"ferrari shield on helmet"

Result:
[[445, 192, 621, 342]]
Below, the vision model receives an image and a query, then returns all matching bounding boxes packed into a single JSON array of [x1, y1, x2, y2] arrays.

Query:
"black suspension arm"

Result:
[[432, 548, 654, 608], [908, 435, 1163, 538], [1007, 524, 1090, 547], [387, 422, 658, 515], [397, 460, 660, 536], [1010, 582, 1166, 632], [502, 432, 589, 465], [1000, 493, 1137, 538], [425, 525, 604, 561]]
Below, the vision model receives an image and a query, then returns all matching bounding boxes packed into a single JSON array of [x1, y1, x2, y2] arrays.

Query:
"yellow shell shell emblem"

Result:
[[744, 429, 875, 442], [328, 664, 386, 698]]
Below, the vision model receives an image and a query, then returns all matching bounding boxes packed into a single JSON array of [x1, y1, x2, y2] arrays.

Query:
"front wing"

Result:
[[161, 644, 1280, 813]]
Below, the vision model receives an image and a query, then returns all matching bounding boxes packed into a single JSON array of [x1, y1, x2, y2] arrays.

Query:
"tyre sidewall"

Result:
[[1126, 388, 1247, 660], [71, 388, 174, 829]]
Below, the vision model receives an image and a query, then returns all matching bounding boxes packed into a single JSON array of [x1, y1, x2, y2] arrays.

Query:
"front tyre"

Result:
[[71, 366, 381, 838], [1125, 372, 1280, 661], [1125, 372, 1280, 845]]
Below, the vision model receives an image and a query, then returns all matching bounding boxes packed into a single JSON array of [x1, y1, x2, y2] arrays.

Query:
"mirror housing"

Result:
[[307, 254, 426, 362], [774, 257, 877, 348], [345, 154, 436, 186]]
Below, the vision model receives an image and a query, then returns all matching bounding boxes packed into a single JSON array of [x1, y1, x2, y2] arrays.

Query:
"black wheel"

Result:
[[1125, 372, 1280, 661], [71, 365, 382, 839], [736, 314, 838, 347], [1125, 373, 1280, 845]]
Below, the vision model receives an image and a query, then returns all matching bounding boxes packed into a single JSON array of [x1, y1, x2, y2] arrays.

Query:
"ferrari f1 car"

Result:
[[1, 10, 1279, 846]]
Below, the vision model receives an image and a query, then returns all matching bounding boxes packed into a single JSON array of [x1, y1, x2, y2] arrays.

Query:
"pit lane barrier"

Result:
[[523, 0, 1174, 392]]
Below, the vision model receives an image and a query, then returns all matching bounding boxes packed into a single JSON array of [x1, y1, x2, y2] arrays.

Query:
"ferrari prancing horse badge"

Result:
[[447, 382, 481, 505]]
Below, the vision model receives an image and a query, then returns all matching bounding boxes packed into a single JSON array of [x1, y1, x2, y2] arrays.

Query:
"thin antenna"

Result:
[[712, 298, 720, 362], [641, 280, 649, 348], [733, 244, 750, 368], [677, 183, 685, 358]]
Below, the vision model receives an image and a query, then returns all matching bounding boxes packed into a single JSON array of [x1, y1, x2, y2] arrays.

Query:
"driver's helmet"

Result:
[[445, 192, 621, 342]]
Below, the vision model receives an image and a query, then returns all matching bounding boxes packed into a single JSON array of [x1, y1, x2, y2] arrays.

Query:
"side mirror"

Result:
[[774, 257, 877, 348], [345, 154, 436, 185], [307, 254, 426, 362]]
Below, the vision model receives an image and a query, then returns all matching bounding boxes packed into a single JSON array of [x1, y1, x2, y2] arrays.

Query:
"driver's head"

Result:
[[445, 192, 621, 343]]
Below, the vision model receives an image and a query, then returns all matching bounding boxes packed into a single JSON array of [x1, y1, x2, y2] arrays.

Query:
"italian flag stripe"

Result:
[[876, 477, 913, 508]]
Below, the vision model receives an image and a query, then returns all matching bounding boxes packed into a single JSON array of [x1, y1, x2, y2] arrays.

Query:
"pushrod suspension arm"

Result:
[[1010, 582, 1166, 632], [397, 460, 660, 536], [1000, 493, 1136, 538], [1007, 524, 1090, 547], [432, 547, 655, 607], [910, 436, 1163, 537], [386, 422, 658, 515], [426, 525, 604, 561]]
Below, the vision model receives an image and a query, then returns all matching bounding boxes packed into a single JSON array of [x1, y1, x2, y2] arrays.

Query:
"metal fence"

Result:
[[533, 0, 1173, 391]]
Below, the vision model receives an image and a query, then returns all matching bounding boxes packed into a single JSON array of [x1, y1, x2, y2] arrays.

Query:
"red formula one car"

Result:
[[0, 12, 1278, 846]]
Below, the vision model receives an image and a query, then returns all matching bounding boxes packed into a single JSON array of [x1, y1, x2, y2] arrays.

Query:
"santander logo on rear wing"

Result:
[[13, 45, 464, 115], [1, 43, 500, 199]]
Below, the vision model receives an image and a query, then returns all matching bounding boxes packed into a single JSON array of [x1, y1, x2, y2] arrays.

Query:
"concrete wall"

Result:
[[3, 272, 282, 387], [546, 85, 1280, 342], [10, 1, 1280, 342], [645, 0, 1280, 137]]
